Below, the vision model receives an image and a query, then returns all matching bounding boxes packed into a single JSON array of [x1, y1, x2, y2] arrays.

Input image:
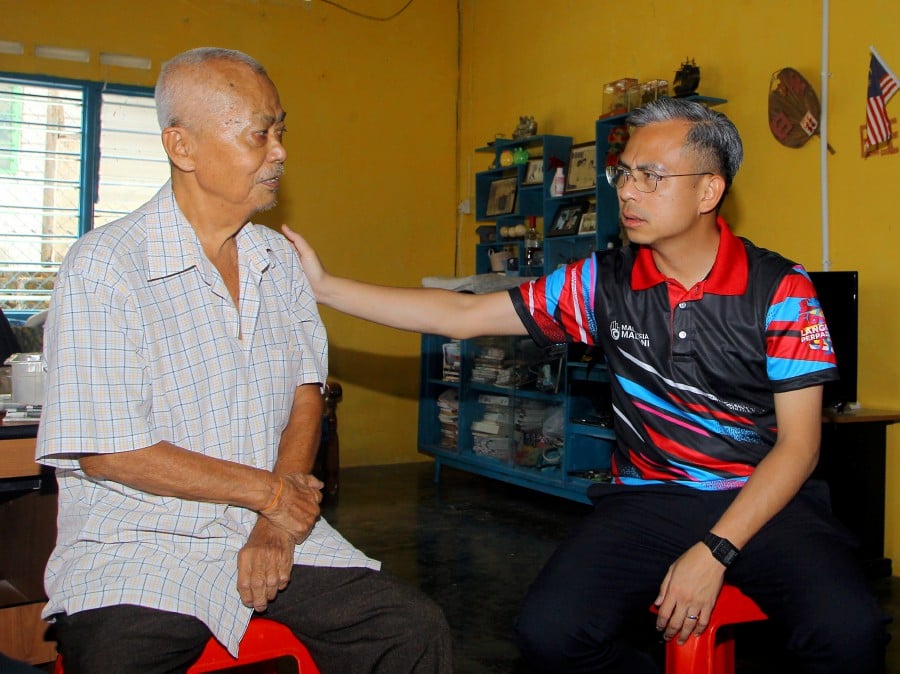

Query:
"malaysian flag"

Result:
[[866, 47, 899, 150]]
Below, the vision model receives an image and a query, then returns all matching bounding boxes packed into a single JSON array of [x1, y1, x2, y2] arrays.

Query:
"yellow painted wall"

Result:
[[0, 0, 460, 468], [457, 0, 900, 565]]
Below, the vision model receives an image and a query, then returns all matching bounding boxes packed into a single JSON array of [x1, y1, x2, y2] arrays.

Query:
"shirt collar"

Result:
[[146, 182, 277, 281], [631, 215, 748, 295]]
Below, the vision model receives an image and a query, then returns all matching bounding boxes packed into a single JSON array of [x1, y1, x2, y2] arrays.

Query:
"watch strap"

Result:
[[703, 532, 740, 567]]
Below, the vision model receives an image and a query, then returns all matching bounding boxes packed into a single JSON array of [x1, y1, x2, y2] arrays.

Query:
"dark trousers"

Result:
[[0, 654, 45, 673], [514, 480, 888, 674], [53, 566, 452, 674]]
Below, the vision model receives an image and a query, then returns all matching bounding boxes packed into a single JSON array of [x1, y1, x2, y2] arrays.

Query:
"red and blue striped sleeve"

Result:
[[510, 255, 599, 347], [765, 265, 839, 388]]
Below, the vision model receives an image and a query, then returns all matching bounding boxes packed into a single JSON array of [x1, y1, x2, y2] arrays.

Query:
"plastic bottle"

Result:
[[551, 167, 566, 197]]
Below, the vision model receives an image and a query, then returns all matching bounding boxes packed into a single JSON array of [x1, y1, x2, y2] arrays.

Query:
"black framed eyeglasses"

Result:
[[605, 165, 713, 193]]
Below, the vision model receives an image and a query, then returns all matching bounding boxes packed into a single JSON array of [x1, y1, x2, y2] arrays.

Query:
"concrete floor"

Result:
[[323, 461, 900, 674]]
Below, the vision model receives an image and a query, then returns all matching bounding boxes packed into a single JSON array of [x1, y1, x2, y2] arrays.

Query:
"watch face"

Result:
[[719, 544, 739, 565], [705, 533, 739, 567]]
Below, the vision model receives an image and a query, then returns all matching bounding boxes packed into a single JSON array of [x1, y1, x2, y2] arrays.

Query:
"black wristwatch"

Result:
[[703, 532, 740, 567]]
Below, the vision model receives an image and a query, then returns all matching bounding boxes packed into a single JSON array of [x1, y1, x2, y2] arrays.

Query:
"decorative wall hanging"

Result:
[[768, 67, 835, 154]]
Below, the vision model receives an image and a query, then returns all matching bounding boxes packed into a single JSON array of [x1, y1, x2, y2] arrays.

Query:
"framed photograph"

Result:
[[565, 142, 597, 192], [522, 157, 544, 186], [578, 210, 597, 234], [485, 176, 518, 217], [547, 202, 586, 237]]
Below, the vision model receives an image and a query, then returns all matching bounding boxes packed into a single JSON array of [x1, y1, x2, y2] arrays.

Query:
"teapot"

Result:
[[488, 248, 513, 273]]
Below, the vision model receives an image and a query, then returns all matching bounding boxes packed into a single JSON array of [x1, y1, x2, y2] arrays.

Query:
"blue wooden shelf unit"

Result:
[[418, 96, 726, 502]]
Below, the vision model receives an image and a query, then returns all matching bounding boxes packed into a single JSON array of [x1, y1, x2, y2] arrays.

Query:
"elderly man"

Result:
[[37, 47, 451, 673]]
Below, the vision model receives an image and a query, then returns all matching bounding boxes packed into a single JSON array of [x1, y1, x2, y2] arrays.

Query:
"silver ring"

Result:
[[687, 615, 699, 620]]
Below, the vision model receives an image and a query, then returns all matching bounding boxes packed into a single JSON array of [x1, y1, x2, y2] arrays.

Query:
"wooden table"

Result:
[[818, 408, 900, 578], [0, 423, 58, 665]]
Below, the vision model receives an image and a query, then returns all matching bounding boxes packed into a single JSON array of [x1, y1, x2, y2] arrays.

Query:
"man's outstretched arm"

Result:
[[282, 225, 527, 340]]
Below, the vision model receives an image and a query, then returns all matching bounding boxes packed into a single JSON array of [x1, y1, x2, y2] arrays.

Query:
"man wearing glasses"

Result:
[[283, 97, 886, 673]]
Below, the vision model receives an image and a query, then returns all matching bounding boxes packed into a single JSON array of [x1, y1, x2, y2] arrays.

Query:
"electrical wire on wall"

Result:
[[310, 0, 414, 21], [454, 0, 464, 277], [304, 0, 459, 275]]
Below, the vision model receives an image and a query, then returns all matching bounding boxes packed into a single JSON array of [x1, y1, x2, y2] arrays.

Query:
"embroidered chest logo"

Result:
[[799, 299, 834, 352], [609, 320, 650, 347]]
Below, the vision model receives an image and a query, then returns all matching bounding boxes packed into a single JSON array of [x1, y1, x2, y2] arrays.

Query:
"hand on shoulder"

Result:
[[282, 225, 327, 296]]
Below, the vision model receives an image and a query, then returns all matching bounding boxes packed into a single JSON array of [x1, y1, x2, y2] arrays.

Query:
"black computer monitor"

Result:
[[807, 271, 859, 410]]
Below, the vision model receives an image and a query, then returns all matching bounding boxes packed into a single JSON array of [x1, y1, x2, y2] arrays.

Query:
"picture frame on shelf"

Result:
[[547, 202, 586, 237], [565, 142, 597, 192], [578, 210, 597, 234], [485, 176, 518, 217], [522, 157, 544, 186]]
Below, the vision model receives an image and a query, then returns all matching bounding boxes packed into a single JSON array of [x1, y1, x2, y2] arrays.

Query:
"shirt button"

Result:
[[678, 302, 687, 309], [678, 330, 687, 339]]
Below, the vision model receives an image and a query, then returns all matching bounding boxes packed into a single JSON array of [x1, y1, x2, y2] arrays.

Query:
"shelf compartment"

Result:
[[563, 433, 614, 475], [569, 422, 616, 440]]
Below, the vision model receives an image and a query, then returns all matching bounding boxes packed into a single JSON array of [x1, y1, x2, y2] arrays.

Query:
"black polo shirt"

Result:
[[510, 218, 838, 490]]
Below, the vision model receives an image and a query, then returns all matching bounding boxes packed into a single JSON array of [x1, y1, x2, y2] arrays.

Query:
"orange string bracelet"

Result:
[[259, 476, 284, 513]]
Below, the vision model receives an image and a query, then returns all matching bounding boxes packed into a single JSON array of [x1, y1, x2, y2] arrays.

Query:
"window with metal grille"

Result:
[[0, 74, 169, 320]]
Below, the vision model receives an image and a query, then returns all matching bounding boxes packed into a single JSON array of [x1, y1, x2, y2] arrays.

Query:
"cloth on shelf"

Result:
[[422, 274, 537, 294]]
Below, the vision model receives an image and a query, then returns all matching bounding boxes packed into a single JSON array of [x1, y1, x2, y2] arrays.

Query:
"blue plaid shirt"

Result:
[[37, 182, 378, 655]]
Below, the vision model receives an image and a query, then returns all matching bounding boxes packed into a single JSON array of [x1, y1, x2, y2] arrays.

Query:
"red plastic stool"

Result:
[[54, 617, 320, 673], [653, 584, 768, 674]]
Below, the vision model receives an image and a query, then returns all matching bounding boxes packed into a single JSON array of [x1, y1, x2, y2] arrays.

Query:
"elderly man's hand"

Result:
[[257, 472, 322, 542], [237, 518, 296, 612]]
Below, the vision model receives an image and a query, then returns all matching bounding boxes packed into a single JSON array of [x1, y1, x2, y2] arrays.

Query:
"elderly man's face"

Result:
[[184, 60, 287, 220]]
